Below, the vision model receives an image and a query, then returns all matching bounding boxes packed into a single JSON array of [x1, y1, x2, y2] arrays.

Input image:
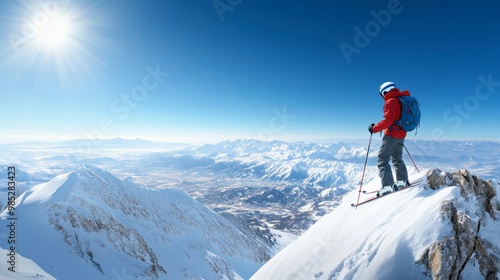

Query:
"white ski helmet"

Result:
[[379, 81, 396, 97]]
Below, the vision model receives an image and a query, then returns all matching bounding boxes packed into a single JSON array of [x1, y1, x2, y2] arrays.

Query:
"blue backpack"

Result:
[[395, 96, 421, 132]]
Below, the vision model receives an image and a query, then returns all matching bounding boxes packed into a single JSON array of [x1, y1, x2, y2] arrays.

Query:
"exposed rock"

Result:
[[452, 169, 496, 220], [475, 238, 500, 280], [426, 169, 496, 220], [426, 169, 448, 190], [420, 237, 457, 280], [419, 169, 500, 280]]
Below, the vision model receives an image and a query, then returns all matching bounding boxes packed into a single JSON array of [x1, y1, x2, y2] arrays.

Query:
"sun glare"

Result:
[[37, 15, 72, 48], [4, 2, 111, 85]]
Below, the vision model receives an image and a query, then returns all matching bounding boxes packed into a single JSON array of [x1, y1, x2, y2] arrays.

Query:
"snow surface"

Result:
[[251, 171, 500, 280], [0, 165, 271, 280], [0, 247, 56, 280]]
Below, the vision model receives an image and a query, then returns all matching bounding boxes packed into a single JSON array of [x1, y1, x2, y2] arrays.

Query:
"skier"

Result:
[[368, 82, 410, 196]]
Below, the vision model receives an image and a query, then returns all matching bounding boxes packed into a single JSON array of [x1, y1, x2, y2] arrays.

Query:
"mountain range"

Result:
[[128, 139, 500, 234], [1, 138, 499, 279]]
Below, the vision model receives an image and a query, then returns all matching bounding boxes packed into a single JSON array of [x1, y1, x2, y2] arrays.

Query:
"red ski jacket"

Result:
[[372, 88, 411, 139]]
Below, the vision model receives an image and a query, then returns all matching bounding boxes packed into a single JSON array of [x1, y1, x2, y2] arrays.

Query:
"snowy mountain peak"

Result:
[[251, 169, 500, 280], [1, 165, 272, 280], [21, 171, 73, 204], [17, 165, 121, 206]]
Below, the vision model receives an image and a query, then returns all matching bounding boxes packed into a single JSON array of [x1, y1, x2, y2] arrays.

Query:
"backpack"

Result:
[[395, 96, 421, 132]]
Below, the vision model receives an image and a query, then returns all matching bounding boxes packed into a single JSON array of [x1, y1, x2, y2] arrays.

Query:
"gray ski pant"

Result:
[[377, 135, 408, 187]]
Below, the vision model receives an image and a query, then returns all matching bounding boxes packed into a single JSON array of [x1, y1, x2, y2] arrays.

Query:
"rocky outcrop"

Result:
[[418, 169, 500, 280], [426, 169, 497, 220]]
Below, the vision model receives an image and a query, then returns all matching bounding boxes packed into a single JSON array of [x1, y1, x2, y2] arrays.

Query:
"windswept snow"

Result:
[[0, 248, 56, 280], [22, 172, 73, 204], [252, 170, 500, 279]]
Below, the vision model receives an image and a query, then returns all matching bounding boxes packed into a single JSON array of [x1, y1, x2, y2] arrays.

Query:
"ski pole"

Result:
[[403, 145, 420, 173], [355, 133, 373, 209]]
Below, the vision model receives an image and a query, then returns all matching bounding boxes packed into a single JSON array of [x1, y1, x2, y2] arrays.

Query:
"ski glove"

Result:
[[368, 123, 375, 134]]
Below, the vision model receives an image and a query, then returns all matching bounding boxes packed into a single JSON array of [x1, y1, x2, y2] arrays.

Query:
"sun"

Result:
[[36, 15, 72, 48], [3, 2, 112, 86]]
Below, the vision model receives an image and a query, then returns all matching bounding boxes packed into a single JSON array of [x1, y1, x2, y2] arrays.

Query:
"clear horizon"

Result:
[[1, 1, 500, 144], [2, 135, 500, 147]]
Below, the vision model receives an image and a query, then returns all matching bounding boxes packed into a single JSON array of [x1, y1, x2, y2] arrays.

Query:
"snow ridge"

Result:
[[251, 169, 500, 280]]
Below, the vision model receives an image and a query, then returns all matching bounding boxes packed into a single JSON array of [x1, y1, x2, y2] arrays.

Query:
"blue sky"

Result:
[[1, 0, 499, 143]]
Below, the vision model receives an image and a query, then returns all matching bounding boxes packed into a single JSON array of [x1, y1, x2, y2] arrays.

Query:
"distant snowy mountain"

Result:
[[0, 138, 191, 151], [403, 140, 500, 180], [125, 139, 500, 236], [251, 169, 500, 280], [0, 165, 272, 280], [139, 140, 382, 233], [189, 139, 377, 186]]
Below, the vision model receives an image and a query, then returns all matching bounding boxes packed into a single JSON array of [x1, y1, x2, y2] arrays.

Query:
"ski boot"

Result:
[[377, 184, 396, 197], [394, 179, 410, 191]]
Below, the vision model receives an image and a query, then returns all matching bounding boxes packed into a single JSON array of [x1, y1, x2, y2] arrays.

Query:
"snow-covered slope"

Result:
[[0, 165, 271, 280], [251, 169, 500, 280], [0, 248, 56, 280]]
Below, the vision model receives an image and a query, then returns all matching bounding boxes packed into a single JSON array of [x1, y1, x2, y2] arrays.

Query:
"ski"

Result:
[[352, 182, 422, 208], [362, 179, 423, 195], [362, 189, 378, 195]]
